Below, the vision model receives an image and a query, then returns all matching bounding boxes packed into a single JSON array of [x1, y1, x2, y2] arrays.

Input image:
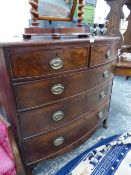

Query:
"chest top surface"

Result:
[[0, 36, 120, 48]]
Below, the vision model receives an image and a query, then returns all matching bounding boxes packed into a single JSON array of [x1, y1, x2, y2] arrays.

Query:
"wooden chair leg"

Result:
[[103, 119, 108, 129], [8, 128, 25, 175], [126, 76, 130, 80]]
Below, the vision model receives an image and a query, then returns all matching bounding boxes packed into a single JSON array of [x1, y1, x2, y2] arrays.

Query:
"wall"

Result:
[[0, 0, 30, 37], [94, 0, 130, 24], [94, 0, 110, 24]]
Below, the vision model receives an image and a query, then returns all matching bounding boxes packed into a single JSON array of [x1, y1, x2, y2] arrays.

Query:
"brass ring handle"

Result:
[[52, 111, 64, 122], [53, 137, 64, 147], [50, 58, 63, 70], [51, 84, 64, 95], [98, 111, 104, 119], [103, 70, 109, 78], [106, 50, 112, 59], [100, 91, 106, 99]]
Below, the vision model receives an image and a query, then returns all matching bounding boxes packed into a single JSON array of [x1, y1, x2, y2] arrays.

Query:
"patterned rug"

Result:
[[55, 133, 131, 175]]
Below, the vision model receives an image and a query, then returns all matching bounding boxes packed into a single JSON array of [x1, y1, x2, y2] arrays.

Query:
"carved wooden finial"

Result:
[[29, 0, 39, 27], [77, 0, 85, 26], [105, 0, 126, 36], [123, 3, 131, 45], [105, 0, 129, 47]]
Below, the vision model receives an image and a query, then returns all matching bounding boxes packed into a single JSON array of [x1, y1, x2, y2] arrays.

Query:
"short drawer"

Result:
[[15, 62, 115, 111], [19, 80, 113, 138], [23, 100, 110, 165], [10, 48, 89, 79], [90, 44, 118, 67]]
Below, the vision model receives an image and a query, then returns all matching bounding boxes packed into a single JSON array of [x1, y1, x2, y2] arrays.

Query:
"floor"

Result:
[[33, 76, 131, 175]]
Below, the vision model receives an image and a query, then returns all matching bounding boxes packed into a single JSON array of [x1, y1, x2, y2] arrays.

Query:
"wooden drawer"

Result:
[[90, 44, 118, 67], [15, 62, 115, 111], [10, 48, 89, 79], [19, 80, 113, 138], [23, 100, 110, 165]]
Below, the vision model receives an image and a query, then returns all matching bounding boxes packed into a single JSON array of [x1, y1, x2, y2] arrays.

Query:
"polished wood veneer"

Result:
[[11, 48, 89, 79], [19, 79, 113, 138], [90, 43, 118, 67], [15, 63, 115, 111], [23, 100, 110, 165], [0, 36, 119, 174]]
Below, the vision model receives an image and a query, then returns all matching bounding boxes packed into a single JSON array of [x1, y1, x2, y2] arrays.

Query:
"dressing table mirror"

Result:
[[37, 0, 77, 21], [24, 0, 90, 38]]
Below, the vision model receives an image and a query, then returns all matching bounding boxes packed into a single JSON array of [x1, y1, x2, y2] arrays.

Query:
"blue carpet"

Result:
[[55, 133, 131, 175], [33, 76, 131, 175], [55, 135, 119, 175]]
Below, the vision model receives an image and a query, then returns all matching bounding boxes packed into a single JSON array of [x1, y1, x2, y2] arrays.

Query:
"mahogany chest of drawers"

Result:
[[0, 36, 119, 174]]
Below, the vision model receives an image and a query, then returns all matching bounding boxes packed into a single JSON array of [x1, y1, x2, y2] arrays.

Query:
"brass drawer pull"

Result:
[[98, 111, 104, 119], [106, 50, 112, 59], [51, 84, 64, 95], [50, 58, 63, 70], [52, 111, 64, 122], [53, 137, 64, 147], [100, 91, 106, 99], [103, 70, 109, 78]]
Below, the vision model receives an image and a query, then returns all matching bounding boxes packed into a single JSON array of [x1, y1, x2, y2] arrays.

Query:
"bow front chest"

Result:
[[0, 36, 119, 174]]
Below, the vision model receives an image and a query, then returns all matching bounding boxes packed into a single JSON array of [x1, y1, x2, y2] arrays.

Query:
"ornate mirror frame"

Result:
[[29, 0, 78, 22]]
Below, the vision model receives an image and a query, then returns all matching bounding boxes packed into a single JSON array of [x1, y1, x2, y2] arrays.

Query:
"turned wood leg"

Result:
[[126, 76, 130, 80], [103, 119, 108, 129]]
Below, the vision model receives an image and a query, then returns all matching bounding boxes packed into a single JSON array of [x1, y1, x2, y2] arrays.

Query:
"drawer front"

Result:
[[90, 44, 118, 67], [23, 100, 110, 165], [19, 80, 113, 138], [10, 48, 89, 79], [15, 62, 115, 111]]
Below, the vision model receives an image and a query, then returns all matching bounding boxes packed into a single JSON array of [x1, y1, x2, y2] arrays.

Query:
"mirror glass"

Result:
[[38, 0, 73, 18]]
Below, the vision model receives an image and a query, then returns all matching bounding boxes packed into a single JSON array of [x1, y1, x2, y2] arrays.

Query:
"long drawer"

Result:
[[15, 62, 115, 111], [10, 48, 89, 79], [19, 80, 113, 138], [23, 100, 110, 165]]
